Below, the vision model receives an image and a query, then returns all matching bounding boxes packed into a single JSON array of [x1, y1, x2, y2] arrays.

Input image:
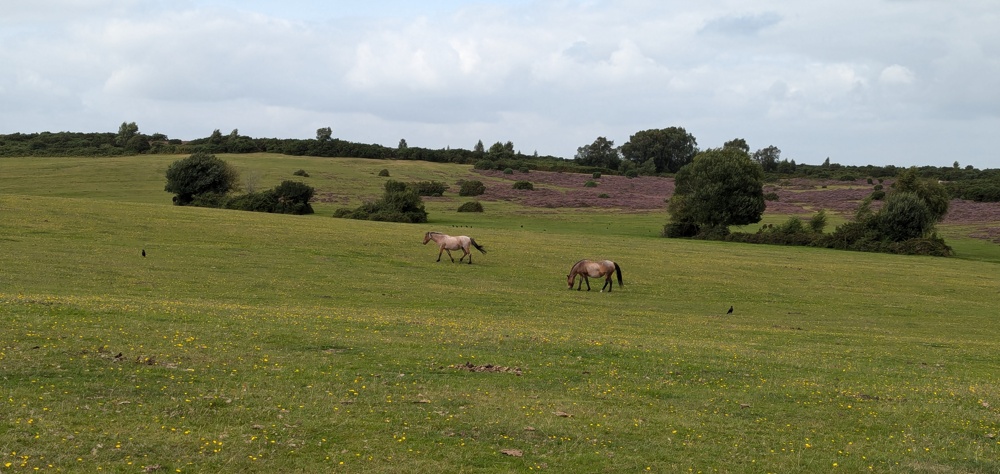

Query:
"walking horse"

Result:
[[423, 231, 487, 264], [567, 259, 623, 292]]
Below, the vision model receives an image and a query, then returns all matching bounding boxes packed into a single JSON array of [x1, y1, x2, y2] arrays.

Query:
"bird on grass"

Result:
[[727, 306, 734, 315], [142, 249, 146, 257]]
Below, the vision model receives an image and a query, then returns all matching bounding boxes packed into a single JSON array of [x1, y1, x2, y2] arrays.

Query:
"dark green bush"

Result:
[[662, 221, 700, 238], [519, 166, 530, 173], [333, 180, 427, 223], [459, 180, 486, 196], [512, 180, 533, 190], [598, 193, 609, 198], [292, 169, 309, 177], [411, 180, 448, 196], [870, 190, 886, 200], [457, 201, 484, 212], [624, 169, 639, 179], [164, 152, 239, 205], [503, 168, 514, 175], [592, 172, 602, 179], [873, 184, 883, 191], [764, 192, 780, 201], [378, 168, 390, 177], [584, 181, 597, 187], [272, 180, 315, 214], [809, 209, 827, 233], [473, 160, 496, 170]]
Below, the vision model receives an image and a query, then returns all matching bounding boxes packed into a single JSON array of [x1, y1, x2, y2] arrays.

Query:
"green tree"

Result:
[[398, 138, 408, 150], [316, 127, 333, 141], [891, 167, 950, 221], [164, 152, 240, 205], [665, 147, 765, 236], [723, 138, 749, 154], [874, 192, 935, 241], [116, 121, 139, 146], [752, 145, 781, 172], [575, 137, 621, 169], [621, 127, 698, 173], [473, 140, 485, 156]]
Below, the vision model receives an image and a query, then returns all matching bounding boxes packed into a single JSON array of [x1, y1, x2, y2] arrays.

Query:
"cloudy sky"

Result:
[[2, 1, 997, 168]]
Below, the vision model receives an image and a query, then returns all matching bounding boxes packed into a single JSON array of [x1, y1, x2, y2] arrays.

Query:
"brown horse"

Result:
[[567, 259, 623, 292], [423, 231, 487, 264]]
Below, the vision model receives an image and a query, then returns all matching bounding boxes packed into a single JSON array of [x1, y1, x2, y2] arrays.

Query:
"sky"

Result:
[[1, 0, 997, 169]]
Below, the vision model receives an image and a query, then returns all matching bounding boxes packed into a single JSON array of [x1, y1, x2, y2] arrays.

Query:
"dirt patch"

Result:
[[450, 361, 523, 376]]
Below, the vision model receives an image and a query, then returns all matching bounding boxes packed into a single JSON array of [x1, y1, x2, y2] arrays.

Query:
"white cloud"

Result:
[[0, 0, 997, 168]]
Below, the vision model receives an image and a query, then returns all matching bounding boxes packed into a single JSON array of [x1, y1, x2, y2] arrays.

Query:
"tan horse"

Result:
[[567, 259, 623, 292], [423, 231, 487, 264]]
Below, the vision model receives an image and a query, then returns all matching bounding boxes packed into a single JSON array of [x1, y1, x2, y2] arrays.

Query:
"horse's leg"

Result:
[[603, 275, 612, 292], [436, 247, 443, 262], [576, 275, 584, 291], [584, 276, 591, 291], [446, 249, 455, 262]]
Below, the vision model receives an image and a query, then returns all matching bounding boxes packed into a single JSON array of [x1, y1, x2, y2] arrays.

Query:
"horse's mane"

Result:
[[571, 259, 587, 269]]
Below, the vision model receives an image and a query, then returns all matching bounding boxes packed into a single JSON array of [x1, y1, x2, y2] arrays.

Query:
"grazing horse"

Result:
[[567, 259, 623, 292], [423, 231, 487, 264]]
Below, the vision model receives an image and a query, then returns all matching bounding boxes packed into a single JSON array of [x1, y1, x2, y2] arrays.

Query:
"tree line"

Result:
[[2, 122, 997, 201]]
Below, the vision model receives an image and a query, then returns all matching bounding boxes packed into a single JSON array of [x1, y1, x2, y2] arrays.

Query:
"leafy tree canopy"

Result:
[[666, 147, 765, 235], [621, 127, 698, 173], [574, 136, 621, 170], [164, 152, 240, 205]]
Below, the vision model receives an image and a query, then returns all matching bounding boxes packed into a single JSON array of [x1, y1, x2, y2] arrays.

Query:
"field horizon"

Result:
[[1, 154, 998, 472]]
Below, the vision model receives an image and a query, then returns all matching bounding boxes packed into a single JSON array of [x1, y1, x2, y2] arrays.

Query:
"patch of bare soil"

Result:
[[450, 361, 523, 375]]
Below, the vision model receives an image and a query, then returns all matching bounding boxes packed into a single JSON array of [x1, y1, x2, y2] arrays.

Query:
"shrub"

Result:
[[774, 216, 805, 234], [875, 192, 935, 241], [459, 180, 486, 196], [272, 180, 315, 214], [592, 172, 602, 179], [333, 180, 427, 223], [839, 174, 857, 181], [457, 201, 484, 212], [598, 193, 610, 198], [870, 190, 886, 200], [763, 192, 780, 201], [873, 184, 883, 191], [809, 209, 827, 233], [512, 180, 533, 190], [292, 169, 309, 177], [164, 152, 239, 205], [584, 181, 597, 187], [503, 168, 514, 175], [473, 160, 496, 170], [662, 221, 700, 238], [624, 169, 639, 179], [378, 168, 390, 177], [411, 180, 448, 196], [866, 177, 874, 184], [519, 166, 531, 173]]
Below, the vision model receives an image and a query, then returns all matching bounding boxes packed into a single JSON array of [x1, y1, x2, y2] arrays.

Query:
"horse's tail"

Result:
[[614, 262, 623, 288], [470, 238, 487, 254]]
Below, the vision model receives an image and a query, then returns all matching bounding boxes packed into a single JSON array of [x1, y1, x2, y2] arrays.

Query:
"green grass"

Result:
[[1, 155, 999, 472]]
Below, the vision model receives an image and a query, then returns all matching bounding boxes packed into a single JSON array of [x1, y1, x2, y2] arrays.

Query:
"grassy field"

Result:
[[1, 154, 999, 472]]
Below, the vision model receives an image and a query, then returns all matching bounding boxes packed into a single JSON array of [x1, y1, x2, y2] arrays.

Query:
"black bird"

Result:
[[727, 306, 734, 315], [142, 249, 146, 257]]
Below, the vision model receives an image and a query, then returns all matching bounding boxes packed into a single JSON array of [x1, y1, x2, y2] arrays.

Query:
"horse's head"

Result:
[[566, 274, 574, 289], [422, 232, 432, 244]]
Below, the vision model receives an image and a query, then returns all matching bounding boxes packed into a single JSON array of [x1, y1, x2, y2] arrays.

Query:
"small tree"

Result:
[[164, 152, 239, 205], [665, 147, 765, 236], [459, 180, 486, 196], [272, 180, 315, 215], [316, 127, 333, 141]]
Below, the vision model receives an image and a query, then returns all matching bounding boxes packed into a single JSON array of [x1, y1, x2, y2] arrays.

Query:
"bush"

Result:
[[512, 180, 534, 190], [875, 192, 935, 241], [624, 169, 639, 179], [763, 192, 780, 201], [411, 180, 448, 196], [457, 201, 484, 212], [809, 209, 827, 233], [164, 152, 239, 205], [662, 221, 700, 238], [839, 174, 857, 181], [519, 166, 530, 173], [333, 180, 427, 223], [870, 190, 886, 200], [378, 168, 390, 177], [584, 181, 597, 187], [592, 172, 602, 179], [292, 169, 309, 177], [598, 193, 610, 198], [458, 180, 486, 196], [873, 184, 883, 191], [272, 180, 315, 214], [473, 160, 496, 170], [503, 167, 514, 175]]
